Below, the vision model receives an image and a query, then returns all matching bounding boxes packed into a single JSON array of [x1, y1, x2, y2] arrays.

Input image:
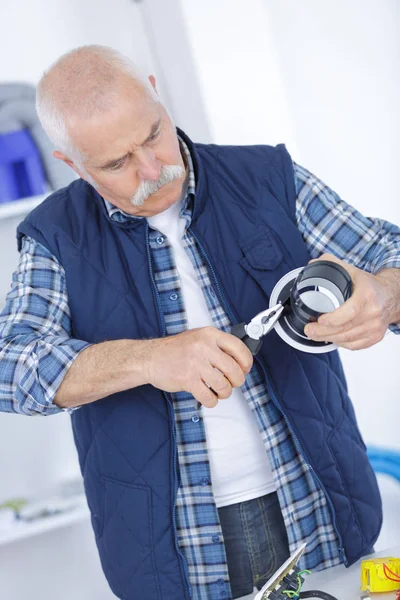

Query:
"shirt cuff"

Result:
[[373, 262, 400, 334], [373, 258, 400, 273], [49, 340, 93, 413], [14, 339, 93, 416]]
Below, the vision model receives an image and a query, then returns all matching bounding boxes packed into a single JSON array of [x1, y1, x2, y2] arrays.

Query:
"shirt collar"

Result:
[[103, 136, 196, 225]]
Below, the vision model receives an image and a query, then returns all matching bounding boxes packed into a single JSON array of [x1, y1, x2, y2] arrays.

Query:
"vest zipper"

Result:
[[145, 224, 192, 598], [165, 393, 192, 598], [254, 356, 348, 566], [189, 226, 348, 567]]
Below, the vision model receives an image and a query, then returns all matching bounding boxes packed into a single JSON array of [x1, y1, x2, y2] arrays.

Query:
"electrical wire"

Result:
[[383, 563, 400, 583], [298, 591, 339, 600], [281, 570, 312, 599], [298, 571, 312, 578], [282, 576, 302, 598]]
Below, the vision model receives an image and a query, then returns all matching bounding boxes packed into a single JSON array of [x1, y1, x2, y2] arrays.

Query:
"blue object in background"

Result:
[[0, 129, 46, 203], [368, 447, 400, 484]]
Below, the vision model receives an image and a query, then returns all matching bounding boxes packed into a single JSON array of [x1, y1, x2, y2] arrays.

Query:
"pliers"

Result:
[[231, 303, 285, 355]]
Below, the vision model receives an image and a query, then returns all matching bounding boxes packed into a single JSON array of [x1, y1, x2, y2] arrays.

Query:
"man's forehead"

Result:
[[71, 100, 161, 163]]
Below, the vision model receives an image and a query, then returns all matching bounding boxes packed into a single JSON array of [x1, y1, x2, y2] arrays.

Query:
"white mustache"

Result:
[[130, 164, 185, 207]]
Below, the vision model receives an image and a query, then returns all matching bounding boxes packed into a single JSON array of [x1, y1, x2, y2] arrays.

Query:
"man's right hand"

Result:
[[144, 327, 254, 408]]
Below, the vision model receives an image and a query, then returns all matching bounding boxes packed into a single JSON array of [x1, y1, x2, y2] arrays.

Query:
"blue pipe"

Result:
[[367, 447, 400, 483], [368, 447, 400, 462]]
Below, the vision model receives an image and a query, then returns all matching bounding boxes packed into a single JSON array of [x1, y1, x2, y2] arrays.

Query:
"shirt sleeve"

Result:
[[294, 162, 400, 334], [0, 236, 92, 416]]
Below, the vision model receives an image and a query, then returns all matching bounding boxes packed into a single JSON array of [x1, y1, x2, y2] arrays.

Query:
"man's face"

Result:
[[59, 83, 186, 217]]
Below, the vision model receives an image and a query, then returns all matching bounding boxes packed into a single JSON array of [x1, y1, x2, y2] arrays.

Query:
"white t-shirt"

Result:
[[147, 198, 276, 508]]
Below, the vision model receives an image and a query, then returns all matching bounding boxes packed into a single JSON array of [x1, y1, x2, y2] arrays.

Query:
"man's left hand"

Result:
[[304, 253, 400, 350]]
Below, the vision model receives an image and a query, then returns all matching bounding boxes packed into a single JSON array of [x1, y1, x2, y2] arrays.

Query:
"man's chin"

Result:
[[132, 192, 181, 217]]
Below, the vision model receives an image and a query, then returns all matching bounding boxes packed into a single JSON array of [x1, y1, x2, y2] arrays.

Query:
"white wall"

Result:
[[177, 0, 298, 150], [179, 0, 400, 549], [1, 0, 158, 85]]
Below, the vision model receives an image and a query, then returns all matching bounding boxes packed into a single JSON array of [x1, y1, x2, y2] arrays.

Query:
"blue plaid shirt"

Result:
[[1, 141, 400, 599]]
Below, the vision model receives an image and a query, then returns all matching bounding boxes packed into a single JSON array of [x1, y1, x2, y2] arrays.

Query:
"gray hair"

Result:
[[36, 45, 158, 166]]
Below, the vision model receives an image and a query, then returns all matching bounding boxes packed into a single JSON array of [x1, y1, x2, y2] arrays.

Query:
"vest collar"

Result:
[[176, 127, 208, 222]]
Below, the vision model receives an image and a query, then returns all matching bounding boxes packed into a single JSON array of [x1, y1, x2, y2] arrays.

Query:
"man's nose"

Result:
[[136, 148, 161, 181]]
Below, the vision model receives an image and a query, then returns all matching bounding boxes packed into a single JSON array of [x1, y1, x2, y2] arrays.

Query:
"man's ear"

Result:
[[53, 150, 84, 179]]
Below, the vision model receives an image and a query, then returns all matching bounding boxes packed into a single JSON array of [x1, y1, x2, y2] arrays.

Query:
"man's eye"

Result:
[[109, 159, 125, 171], [147, 129, 160, 143]]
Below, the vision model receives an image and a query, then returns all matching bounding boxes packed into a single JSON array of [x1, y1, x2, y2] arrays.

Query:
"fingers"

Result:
[[211, 352, 246, 389], [305, 283, 387, 347], [216, 330, 254, 375], [194, 332, 251, 407], [341, 338, 375, 351], [305, 319, 386, 350], [196, 358, 244, 407], [202, 366, 233, 400], [309, 323, 372, 344], [307, 253, 360, 330], [312, 296, 359, 330], [182, 328, 254, 409], [191, 380, 218, 408], [304, 303, 358, 339]]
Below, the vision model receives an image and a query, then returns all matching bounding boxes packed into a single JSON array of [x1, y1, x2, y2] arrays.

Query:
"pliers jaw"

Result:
[[231, 303, 285, 355], [245, 303, 285, 340]]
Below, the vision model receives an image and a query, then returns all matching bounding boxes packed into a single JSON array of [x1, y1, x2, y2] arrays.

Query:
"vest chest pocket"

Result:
[[98, 476, 160, 599], [239, 226, 289, 300]]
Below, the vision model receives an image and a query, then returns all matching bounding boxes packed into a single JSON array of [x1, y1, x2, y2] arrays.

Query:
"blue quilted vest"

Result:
[[17, 129, 382, 600]]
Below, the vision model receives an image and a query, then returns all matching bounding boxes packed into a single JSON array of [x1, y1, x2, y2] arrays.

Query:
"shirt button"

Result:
[[216, 579, 224, 585], [212, 535, 220, 543], [156, 236, 164, 245], [200, 478, 210, 486], [169, 293, 178, 301], [191, 415, 200, 423]]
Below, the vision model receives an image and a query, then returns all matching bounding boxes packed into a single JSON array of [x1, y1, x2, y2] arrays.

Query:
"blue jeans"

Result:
[[218, 492, 290, 599]]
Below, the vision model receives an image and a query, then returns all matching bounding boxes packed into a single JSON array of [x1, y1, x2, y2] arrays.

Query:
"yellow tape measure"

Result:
[[361, 557, 400, 592]]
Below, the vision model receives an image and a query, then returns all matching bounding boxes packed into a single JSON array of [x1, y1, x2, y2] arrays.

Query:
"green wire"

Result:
[[282, 570, 312, 599], [282, 576, 302, 598]]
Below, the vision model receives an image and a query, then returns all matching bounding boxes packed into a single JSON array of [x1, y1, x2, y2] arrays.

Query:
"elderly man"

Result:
[[0, 45, 399, 600]]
